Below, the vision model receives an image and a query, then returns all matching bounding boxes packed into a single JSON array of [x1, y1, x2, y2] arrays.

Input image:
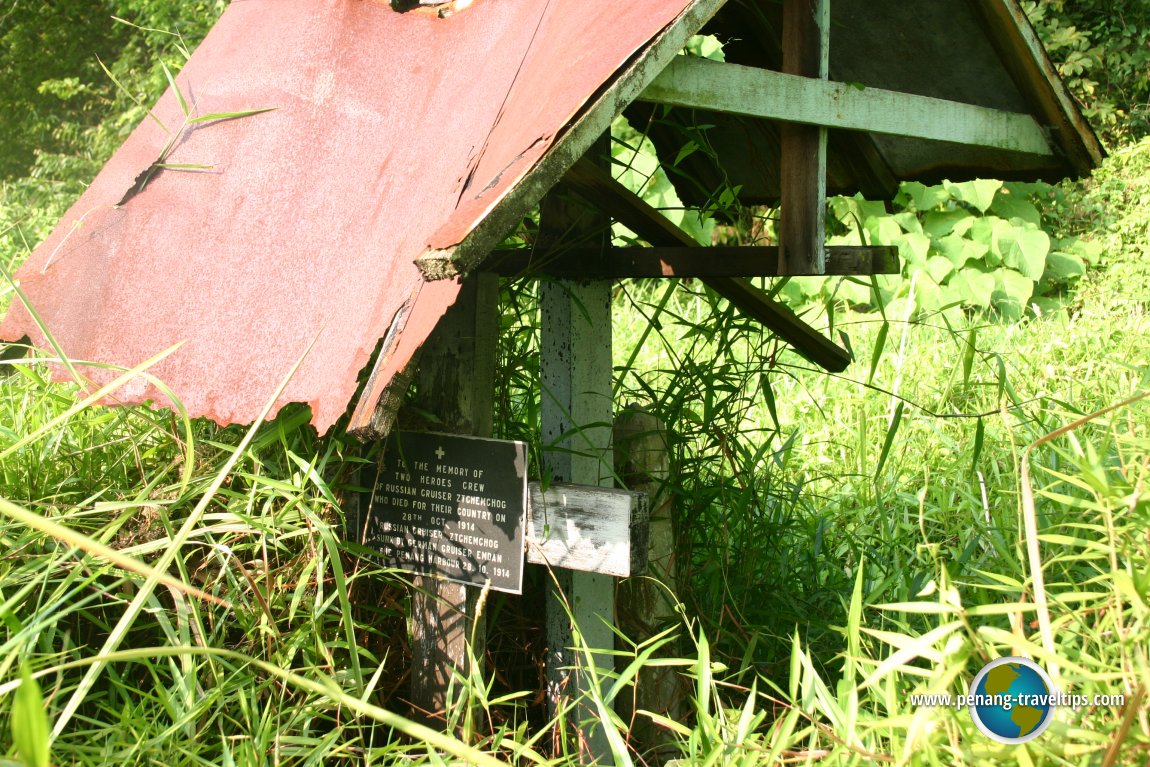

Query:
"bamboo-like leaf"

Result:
[[970, 416, 985, 474], [0, 258, 83, 384], [734, 678, 759, 744], [605, 630, 676, 704], [187, 107, 277, 125], [0, 343, 185, 462], [875, 601, 962, 614], [636, 709, 691, 736], [160, 60, 190, 118], [760, 372, 780, 432], [868, 320, 889, 385], [95, 55, 167, 132], [874, 401, 904, 481], [859, 620, 964, 690], [962, 326, 978, 386], [2, 647, 518, 767]]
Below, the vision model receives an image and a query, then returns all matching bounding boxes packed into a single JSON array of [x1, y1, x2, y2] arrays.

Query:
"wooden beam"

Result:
[[639, 56, 1056, 158], [482, 245, 899, 278], [563, 158, 852, 372], [779, 0, 829, 275]]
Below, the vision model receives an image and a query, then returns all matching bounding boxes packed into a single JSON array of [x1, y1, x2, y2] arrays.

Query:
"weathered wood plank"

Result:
[[525, 482, 647, 578], [779, 0, 829, 275], [482, 245, 899, 278], [403, 273, 498, 721], [639, 57, 1056, 158], [563, 159, 852, 372], [539, 164, 616, 764]]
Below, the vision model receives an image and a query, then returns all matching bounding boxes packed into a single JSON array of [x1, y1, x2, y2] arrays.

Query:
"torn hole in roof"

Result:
[[391, 0, 477, 18]]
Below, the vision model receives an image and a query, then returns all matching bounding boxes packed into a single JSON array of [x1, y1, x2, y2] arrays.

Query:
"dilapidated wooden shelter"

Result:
[[1, 0, 1102, 759]]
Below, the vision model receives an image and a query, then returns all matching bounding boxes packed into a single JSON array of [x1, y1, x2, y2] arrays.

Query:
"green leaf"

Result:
[[874, 402, 904, 481], [962, 327, 978, 386], [910, 271, 942, 310], [970, 416, 985, 474], [936, 233, 989, 268], [992, 269, 1034, 320], [831, 194, 887, 224], [865, 215, 903, 246], [945, 179, 1003, 213], [949, 268, 995, 308], [186, 107, 277, 125], [160, 60, 189, 118], [12, 662, 50, 767], [900, 232, 931, 266], [893, 211, 923, 234], [835, 277, 872, 306], [969, 217, 1013, 267], [868, 320, 889, 385], [998, 226, 1050, 280], [1057, 236, 1104, 266], [673, 140, 700, 166], [759, 373, 780, 432], [922, 209, 970, 239], [925, 255, 955, 284], [901, 181, 950, 211], [989, 189, 1041, 226], [1045, 251, 1087, 281]]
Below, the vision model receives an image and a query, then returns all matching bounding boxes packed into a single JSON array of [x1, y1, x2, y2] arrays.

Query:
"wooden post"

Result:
[[779, 0, 830, 275], [404, 273, 499, 720], [541, 277, 615, 762], [614, 405, 686, 763]]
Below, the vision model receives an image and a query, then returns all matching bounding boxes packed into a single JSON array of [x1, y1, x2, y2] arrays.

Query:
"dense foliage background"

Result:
[[2, 1, 1149, 765]]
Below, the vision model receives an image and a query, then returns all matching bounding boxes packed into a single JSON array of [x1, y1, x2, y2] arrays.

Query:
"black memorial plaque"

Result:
[[363, 431, 527, 594]]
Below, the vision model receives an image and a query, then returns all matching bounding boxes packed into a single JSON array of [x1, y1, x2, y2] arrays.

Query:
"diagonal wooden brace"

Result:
[[563, 158, 851, 372]]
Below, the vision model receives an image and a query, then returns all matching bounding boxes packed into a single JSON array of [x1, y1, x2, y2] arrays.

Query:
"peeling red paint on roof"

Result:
[[0, 0, 696, 433]]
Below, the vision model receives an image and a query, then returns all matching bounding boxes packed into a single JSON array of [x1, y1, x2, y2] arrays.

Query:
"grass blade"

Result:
[[874, 401, 904, 482], [187, 107, 277, 125], [11, 661, 50, 767], [49, 327, 324, 740]]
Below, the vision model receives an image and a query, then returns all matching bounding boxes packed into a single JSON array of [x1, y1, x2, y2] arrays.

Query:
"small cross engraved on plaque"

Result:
[[435, 446, 445, 460]]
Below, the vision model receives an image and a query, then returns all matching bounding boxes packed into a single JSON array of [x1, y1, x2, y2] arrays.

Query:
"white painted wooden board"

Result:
[[526, 482, 648, 578]]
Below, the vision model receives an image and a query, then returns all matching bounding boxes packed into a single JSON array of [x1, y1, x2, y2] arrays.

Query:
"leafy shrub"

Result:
[[778, 181, 1102, 320], [1026, 0, 1150, 144]]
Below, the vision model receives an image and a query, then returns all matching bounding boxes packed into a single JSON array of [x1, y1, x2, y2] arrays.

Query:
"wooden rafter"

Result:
[[562, 158, 852, 372]]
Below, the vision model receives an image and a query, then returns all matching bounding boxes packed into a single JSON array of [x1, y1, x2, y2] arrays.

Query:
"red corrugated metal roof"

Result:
[[1, 0, 699, 433]]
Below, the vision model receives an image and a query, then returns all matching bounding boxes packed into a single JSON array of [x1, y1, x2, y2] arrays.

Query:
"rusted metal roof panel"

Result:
[[1, 0, 700, 433]]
